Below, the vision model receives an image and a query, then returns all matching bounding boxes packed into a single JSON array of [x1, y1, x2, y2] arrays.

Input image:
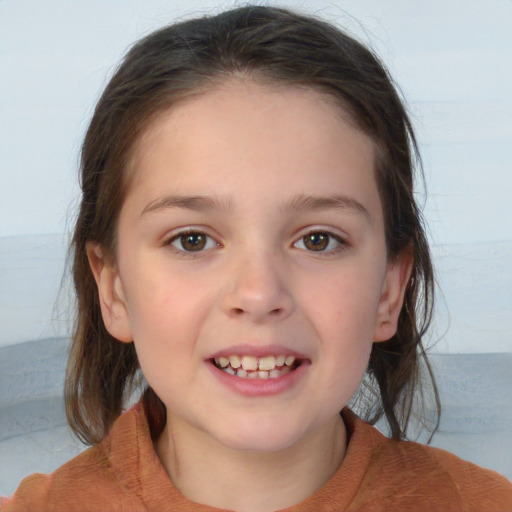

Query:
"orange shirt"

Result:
[[3, 403, 511, 511]]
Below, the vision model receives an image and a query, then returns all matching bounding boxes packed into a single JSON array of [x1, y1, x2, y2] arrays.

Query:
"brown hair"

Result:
[[66, 4, 439, 445]]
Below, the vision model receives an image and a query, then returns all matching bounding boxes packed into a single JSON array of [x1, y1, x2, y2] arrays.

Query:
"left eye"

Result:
[[294, 231, 344, 252], [169, 232, 217, 252]]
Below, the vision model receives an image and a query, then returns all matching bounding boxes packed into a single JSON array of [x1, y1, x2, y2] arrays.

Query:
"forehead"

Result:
[[125, 79, 380, 218], [130, 79, 371, 165]]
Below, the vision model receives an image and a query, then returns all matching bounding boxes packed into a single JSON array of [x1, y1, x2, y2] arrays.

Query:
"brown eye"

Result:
[[170, 232, 216, 252], [294, 231, 346, 254], [303, 232, 329, 251], [181, 233, 206, 251]]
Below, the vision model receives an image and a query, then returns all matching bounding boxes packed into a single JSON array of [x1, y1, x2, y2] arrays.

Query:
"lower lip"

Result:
[[207, 361, 309, 397]]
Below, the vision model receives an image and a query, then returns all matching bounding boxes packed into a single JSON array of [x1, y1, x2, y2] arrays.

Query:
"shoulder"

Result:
[[341, 409, 512, 511], [425, 444, 512, 507], [380, 438, 512, 510], [1, 405, 147, 512], [1, 447, 120, 512]]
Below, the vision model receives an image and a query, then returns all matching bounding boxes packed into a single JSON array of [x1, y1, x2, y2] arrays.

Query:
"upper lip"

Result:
[[208, 344, 310, 361]]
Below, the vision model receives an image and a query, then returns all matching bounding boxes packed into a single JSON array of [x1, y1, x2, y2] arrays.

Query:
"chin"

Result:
[[210, 416, 310, 453], [222, 433, 302, 453]]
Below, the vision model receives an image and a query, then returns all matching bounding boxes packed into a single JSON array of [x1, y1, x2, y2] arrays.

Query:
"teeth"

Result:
[[219, 363, 294, 379], [258, 356, 276, 371], [241, 355, 258, 371], [275, 355, 285, 367], [214, 353, 300, 378], [217, 357, 229, 368], [229, 355, 241, 369]]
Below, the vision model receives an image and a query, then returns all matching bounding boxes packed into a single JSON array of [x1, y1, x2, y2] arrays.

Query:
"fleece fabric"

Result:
[[2, 403, 512, 511]]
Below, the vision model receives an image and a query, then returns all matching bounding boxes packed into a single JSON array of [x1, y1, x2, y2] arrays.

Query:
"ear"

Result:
[[86, 242, 133, 343], [373, 249, 413, 343]]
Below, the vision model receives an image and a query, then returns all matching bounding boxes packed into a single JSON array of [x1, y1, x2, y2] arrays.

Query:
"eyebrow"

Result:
[[141, 193, 370, 219], [141, 195, 235, 216], [282, 193, 370, 219]]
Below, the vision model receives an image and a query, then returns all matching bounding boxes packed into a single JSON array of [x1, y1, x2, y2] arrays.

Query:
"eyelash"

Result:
[[293, 230, 349, 256], [164, 228, 219, 254], [163, 228, 349, 256]]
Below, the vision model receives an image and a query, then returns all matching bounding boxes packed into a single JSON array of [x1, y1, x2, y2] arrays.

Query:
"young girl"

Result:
[[3, 5, 511, 511]]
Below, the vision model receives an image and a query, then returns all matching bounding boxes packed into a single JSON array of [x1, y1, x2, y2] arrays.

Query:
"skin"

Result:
[[88, 79, 411, 512]]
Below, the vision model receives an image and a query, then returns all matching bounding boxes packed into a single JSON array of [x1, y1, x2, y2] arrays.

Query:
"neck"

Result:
[[155, 413, 346, 512]]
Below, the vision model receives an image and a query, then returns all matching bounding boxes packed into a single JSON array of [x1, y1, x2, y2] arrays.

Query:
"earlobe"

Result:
[[86, 243, 133, 343], [373, 250, 413, 343]]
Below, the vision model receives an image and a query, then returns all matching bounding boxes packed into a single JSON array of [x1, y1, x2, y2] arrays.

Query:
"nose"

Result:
[[221, 250, 295, 322]]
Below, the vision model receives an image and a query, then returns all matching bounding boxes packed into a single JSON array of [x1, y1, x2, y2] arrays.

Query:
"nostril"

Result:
[[229, 306, 285, 317]]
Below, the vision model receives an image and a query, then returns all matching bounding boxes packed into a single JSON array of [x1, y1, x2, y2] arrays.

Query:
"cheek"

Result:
[[126, 278, 204, 393], [306, 266, 383, 392], [307, 266, 384, 336], [122, 265, 216, 352]]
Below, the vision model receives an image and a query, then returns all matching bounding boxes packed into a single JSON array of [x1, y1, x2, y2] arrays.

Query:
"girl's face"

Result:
[[92, 79, 410, 453]]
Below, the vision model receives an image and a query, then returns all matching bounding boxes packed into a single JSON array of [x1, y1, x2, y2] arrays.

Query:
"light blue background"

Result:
[[1, 0, 511, 497], [1, 0, 511, 352]]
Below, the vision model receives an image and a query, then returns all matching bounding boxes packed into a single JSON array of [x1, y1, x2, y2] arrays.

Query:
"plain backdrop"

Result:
[[1, 0, 511, 352], [1, 0, 511, 497]]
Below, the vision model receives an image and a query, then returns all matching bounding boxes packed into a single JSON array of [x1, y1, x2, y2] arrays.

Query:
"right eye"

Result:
[[293, 230, 347, 254], [167, 231, 218, 252]]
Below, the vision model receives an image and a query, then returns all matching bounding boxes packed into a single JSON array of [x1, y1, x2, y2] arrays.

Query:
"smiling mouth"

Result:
[[211, 354, 300, 379]]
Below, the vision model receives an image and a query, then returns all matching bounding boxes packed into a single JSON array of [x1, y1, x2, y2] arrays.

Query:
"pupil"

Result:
[[305, 233, 328, 251], [182, 233, 206, 251]]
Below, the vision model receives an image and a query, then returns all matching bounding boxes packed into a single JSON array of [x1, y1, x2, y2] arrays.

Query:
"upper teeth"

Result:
[[215, 355, 296, 371]]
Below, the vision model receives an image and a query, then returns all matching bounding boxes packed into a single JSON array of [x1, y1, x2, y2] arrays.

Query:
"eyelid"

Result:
[[164, 226, 221, 253], [292, 227, 350, 254]]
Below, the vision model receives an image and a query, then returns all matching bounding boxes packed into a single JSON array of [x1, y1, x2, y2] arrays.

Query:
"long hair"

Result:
[[66, 5, 439, 445]]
